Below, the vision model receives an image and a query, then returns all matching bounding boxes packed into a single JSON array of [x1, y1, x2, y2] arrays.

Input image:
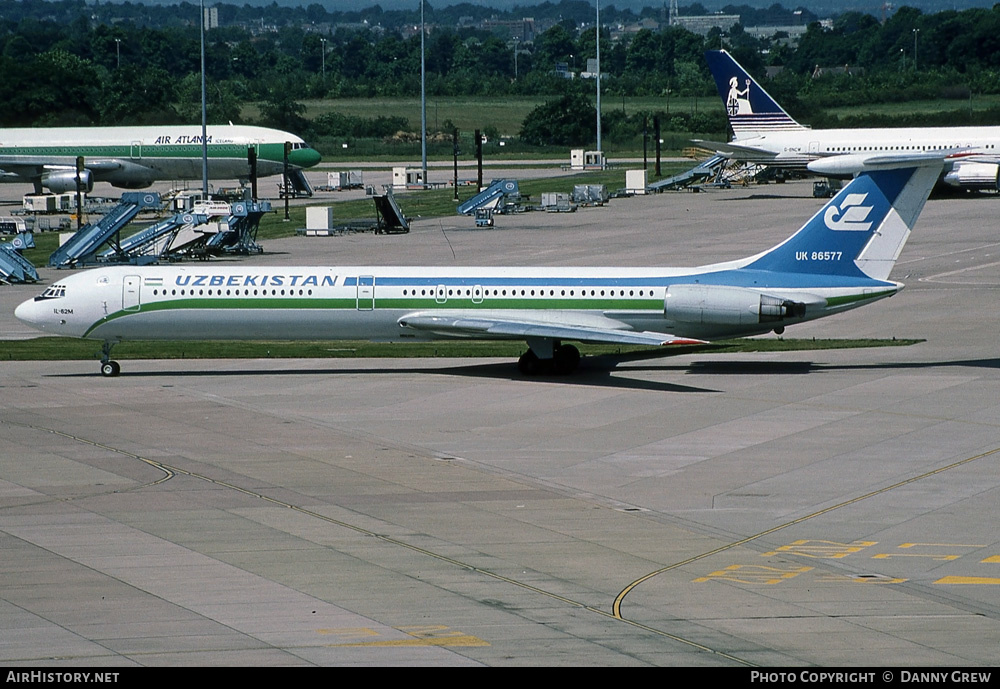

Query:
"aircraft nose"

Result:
[[289, 146, 322, 169], [14, 298, 41, 329]]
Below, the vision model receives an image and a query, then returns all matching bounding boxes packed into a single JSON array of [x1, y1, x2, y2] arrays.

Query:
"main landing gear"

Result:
[[517, 342, 580, 376], [99, 341, 121, 377]]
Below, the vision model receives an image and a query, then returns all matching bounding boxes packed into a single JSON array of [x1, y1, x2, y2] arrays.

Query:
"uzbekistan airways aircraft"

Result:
[[0, 124, 321, 194], [699, 50, 1000, 190], [15, 158, 941, 377]]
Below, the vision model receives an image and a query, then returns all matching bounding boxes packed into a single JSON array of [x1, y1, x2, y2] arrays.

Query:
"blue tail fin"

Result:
[[743, 162, 941, 281], [705, 50, 804, 139]]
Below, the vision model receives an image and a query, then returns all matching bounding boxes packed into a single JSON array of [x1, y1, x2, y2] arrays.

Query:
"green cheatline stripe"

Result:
[[4, 142, 288, 162], [0, 337, 925, 362], [84, 296, 664, 336], [825, 290, 896, 307], [82, 290, 893, 338]]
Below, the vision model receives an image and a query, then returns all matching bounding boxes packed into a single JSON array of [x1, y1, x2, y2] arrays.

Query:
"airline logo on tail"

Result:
[[727, 77, 753, 115], [824, 194, 874, 232], [705, 50, 805, 138], [742, 168, 909, 278]]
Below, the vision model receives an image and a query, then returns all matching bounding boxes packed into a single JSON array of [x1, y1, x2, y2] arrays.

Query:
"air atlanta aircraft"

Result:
[[0, 124, 321, 194], [698, 50, 1000, 191], [15, 157, 941, 377]]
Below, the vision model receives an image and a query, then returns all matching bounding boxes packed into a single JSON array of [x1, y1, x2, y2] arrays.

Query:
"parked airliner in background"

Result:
[[699, 50, 1000, 191], [0, 124, 321, 194], [15, 158, 942, 377]]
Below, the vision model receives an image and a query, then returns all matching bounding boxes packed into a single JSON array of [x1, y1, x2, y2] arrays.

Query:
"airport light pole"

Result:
[[513, 36, 519, 79], [595, 0, 601, 166], [320, 37, 326, 80], [115, 38, 120, 69], [420, 0, 427, 188], [200, 0, 208, 197], [913, 28, 919, 71]]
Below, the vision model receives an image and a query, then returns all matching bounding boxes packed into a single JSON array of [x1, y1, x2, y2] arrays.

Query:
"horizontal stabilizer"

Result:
[[807, 152, 947, 178]]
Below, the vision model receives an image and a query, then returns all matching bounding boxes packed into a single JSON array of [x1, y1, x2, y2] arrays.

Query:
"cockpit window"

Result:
[[37, 284, 66, 300]]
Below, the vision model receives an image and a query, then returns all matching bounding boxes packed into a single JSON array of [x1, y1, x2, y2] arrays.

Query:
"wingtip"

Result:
[[665, 337, 709, 346]]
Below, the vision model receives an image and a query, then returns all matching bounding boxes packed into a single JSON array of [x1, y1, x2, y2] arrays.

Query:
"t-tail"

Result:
[[740, 159, 942, 281], [705, 50, 805, 139]]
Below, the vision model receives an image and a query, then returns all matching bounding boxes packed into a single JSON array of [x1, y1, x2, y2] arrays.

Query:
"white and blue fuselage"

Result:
[[15, 161, 941, 376], [15, 263, 897, 342]]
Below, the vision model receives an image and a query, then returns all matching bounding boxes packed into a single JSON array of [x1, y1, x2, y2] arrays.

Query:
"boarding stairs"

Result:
[[0, 233, 38, 283], [372, 188, 409, 234], [648, 155, 728, 191], [97, 211, 211, 265], [279, 169, 314, 198], [457, 179, 519, 215], [201, 200, 271, 255], [715, 160, 766, 186], [48, 192, 162, 268], [163, 201, 233, 255]]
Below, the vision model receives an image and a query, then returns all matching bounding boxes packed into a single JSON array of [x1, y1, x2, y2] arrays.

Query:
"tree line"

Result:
[[3, 2, 1000, 150]]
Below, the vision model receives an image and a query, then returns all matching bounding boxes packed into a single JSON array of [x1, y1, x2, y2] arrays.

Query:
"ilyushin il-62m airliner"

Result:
[[0, 124, 321, 194], [700, 50, 1000, 190], [15, 158, 942, 377]]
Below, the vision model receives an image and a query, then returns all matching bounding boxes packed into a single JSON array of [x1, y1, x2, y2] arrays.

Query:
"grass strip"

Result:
[[0, 337, 923, 361]]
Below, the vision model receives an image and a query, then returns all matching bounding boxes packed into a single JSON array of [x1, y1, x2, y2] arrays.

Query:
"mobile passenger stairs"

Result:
[[371, 187, 409, 234], [47, 192, 273, 267], [48, 192, 162, 268], [278, 169, 314, 198], [296, 187, 409, 236], [0, 232, 38, 283], [96, 210, 212, 265], [648, 155, 728, 192], [647, 155, 767, 192], [199, 199, 272, 255], [457, 179, 521, 222]]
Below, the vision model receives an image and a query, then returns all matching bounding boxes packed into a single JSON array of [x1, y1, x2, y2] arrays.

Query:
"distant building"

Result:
[[745, 21, 831, 46], [553, 62, 574, 79], [481, 17, 537, 42], [745, 24, 808, 40], [401, 23, 440, 39], [203, 6, 219, 30], [671, 14, 740, 36], [812, 63, 862, 78], [611, 17, 660, 41]]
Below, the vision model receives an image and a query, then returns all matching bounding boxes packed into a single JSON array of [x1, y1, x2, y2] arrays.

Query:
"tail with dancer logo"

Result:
[[705, 50, 805, 139]]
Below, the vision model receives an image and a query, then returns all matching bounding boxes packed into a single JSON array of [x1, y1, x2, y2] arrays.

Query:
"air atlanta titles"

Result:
[[152, 134, 212, 144]]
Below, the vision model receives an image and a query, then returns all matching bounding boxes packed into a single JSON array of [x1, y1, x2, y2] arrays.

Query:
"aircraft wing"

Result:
[[0, 157, 47, 179], [0, 157, 125, 179], [398, 311, 706, 347], [689, 139, 780, 161]]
